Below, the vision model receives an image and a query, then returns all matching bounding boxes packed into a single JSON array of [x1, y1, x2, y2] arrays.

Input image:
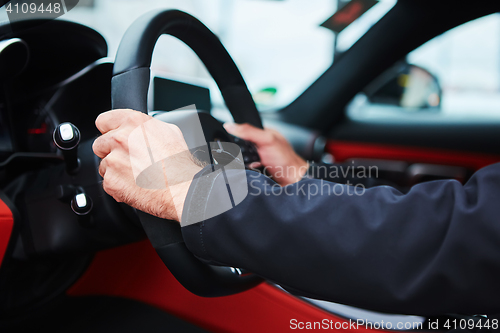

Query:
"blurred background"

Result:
[[2, 0, 500, 119], [23, 0, 395, 110]]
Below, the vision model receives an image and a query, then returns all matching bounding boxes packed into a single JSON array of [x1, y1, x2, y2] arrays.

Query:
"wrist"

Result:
[[279, 158, 309, 186], [168, 164, 203, 222], [170, 180, 192, 222]]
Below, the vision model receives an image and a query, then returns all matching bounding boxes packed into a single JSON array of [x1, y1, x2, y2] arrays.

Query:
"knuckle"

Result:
[[270, 129, 282, 141], [125, 112, 149, 126], [105, 155, 118, 168], [111, 132, 128, 146], [92, 138, 100, 153], [170, 124, 183, 136], [263, 131, 276, 144], [124, 114, 135, 125], [239, 123, 251, 131], [98, 159, 106, 176], [92, 137, 108, 157], [101, 155, 120, 175], [95, 113, 104, 126]]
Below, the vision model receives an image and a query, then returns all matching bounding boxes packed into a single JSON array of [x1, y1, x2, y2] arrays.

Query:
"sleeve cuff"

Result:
[[180, 164, 218, 261], [180, 162, 249, 262]]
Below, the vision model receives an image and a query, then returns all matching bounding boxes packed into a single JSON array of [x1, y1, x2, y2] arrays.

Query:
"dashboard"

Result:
[[0, 114, 12, 153], [0, 18, 108, 154], [0, 19, 140, 316]]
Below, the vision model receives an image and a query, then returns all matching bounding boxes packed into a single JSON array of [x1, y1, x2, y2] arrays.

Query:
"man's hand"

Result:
[[92, 109, 202, 222], [224, 123, 308, 186]]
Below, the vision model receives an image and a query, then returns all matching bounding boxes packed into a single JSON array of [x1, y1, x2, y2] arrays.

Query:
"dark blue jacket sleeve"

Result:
[[181, 162, 500, 316]]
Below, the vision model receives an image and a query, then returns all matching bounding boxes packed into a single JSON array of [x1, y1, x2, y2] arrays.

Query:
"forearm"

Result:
[[181, 163, 500, 316]]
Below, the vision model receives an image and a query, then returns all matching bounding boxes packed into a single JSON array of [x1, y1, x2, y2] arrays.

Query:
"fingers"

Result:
[[99, 150, 130, 182], [98, 158, 107, 178], [95, 110, 126, 134], [92, 129, 128, 159], [223, 122, 272, 146], [94, 109, 151, 159], [98, 150, 119, 178], [93, 135, 111, 159], [95, 109, 143, 134]]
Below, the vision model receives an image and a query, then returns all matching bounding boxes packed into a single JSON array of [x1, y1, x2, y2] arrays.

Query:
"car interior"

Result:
[[1, 0, 500, 332]]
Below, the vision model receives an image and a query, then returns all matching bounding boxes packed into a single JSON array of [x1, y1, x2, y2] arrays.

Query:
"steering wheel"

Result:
[[111, 9, 264, 297]]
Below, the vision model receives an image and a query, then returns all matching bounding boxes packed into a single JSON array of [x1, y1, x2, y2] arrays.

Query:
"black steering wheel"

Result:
[[111, 9, 264, 297]]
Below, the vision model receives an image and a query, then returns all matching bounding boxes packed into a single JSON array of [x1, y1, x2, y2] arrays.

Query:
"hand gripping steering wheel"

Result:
[[111, 9, 264, 297]]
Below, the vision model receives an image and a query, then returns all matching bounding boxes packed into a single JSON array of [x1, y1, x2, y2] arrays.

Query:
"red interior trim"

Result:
[[327, 140, 500, 170], [67, 141, 499, 332], [68, 241, 392, 333], [0, 198, 14, 268]]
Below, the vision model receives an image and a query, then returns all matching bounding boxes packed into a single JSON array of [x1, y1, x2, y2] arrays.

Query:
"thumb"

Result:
[[224, 122, 269, 146]]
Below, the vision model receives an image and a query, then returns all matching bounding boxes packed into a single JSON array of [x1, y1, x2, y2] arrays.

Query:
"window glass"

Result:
[[348, 13, 500, 121]]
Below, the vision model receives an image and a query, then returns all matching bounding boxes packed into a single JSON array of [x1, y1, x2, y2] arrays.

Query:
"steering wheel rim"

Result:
[[111, 9, 263, 297], [112, 9, 263, 128]]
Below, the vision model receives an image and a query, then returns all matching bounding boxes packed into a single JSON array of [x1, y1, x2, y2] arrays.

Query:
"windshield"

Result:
[[1, 0, 395, 110]]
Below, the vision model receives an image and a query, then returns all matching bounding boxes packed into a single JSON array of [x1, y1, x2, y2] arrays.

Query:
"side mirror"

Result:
[[365, 62, 442, 110]]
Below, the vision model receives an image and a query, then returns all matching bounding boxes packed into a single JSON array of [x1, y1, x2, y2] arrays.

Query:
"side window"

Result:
[[348, 13, 500, 120]]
